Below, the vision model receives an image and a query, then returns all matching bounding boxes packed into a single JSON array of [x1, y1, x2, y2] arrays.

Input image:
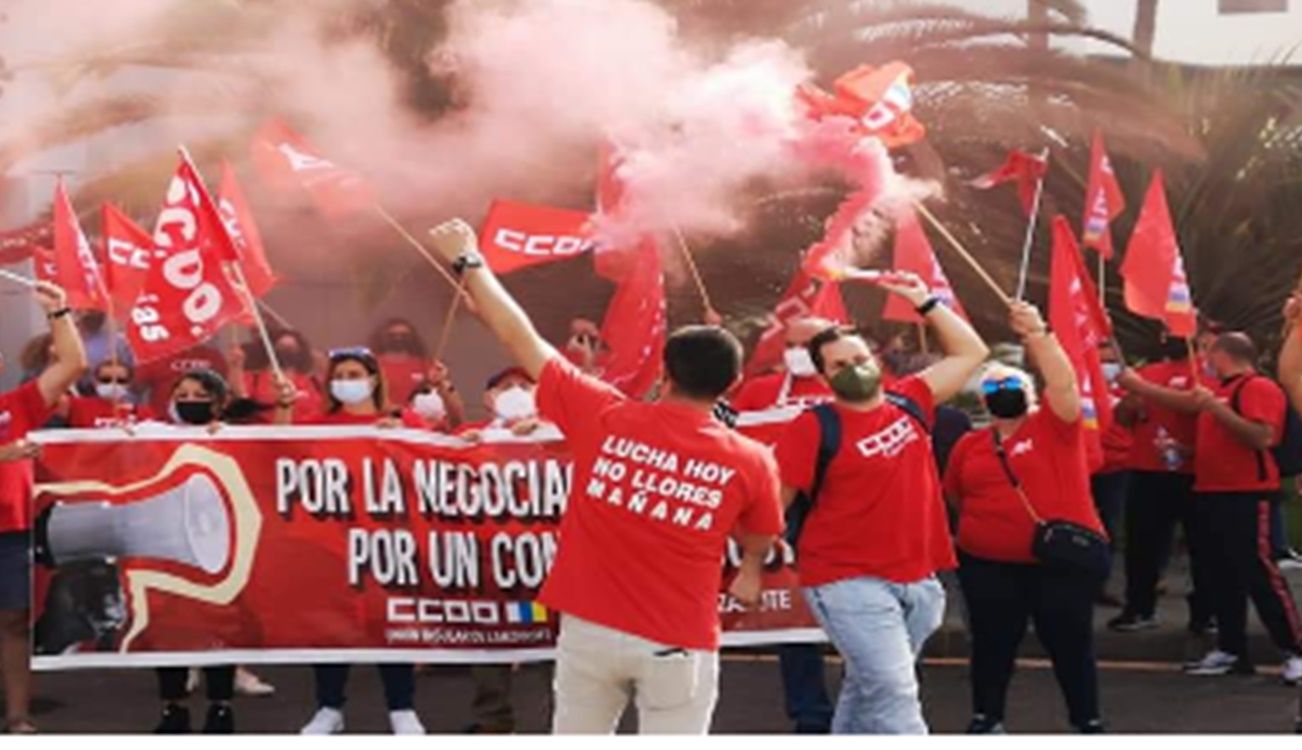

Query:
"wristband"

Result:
[[452, 251, 485, 277], [915, 297, 942, 316], [47, 307, 72, 321]]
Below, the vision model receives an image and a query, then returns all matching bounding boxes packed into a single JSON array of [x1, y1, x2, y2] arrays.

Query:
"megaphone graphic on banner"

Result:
[[35, 474, 232, 574]]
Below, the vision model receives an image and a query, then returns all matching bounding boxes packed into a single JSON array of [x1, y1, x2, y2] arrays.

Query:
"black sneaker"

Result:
[[202, 704, 234, 734], [154, 704, 191, 734], [966, 715, 1006, 734], [1076, 719, 1107, 734], [1108, 612, 1158, 632]]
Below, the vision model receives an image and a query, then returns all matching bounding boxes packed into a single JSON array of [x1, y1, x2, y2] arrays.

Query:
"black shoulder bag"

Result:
[[990, 429, 1111, 579]]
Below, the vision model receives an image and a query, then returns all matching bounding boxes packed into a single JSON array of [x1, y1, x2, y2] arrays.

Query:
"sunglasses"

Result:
[[981, 377, 1024, 395], [328, 346, 376, 363]]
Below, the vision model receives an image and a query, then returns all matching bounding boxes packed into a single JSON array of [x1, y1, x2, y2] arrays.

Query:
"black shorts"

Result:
[[0, 530, 31, 611]]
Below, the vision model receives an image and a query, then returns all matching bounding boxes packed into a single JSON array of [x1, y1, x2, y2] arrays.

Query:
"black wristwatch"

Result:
[[915, 297, 942, 316], [47, 307, 72, 321], [452, 251, 486, 277]]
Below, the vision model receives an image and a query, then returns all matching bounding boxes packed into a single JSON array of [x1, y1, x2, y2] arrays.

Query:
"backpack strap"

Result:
[[808, 403, 842, 509], [884, 392, 932, 435], [1228, 375, 1269, 482]]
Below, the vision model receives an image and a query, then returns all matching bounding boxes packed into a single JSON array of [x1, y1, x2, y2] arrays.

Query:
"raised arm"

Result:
[[1116, 368, 1201, 414], [428, 220, 558, 380], [1011, 301, 1081, 423], [34, 283, 88, 408], [874, 272, 989, 403], [1279, 293, 1302, 412]]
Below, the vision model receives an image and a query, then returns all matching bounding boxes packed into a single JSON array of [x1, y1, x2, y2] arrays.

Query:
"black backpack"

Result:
[[1230, 376, 1302, 480], [785, 394, 931, 548]]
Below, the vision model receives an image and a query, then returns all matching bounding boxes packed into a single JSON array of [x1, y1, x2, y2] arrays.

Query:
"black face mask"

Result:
[[175, 401, 216, 426], [984, 389, 1029, 419]]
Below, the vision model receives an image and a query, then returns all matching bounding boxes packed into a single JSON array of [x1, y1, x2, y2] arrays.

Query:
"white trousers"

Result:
[[551, 615, 719, 734]]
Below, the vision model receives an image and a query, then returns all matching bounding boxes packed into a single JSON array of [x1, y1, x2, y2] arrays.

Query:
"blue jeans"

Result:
[[802, 575, 946, 734]]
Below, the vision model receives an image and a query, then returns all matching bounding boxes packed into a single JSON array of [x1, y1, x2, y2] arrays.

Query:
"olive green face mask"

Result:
[[829, 362, 882, 403]]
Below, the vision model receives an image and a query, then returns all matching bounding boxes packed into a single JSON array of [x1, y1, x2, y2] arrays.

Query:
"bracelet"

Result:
[[47, 307, 72, 320], [915, 297, 942, 316]]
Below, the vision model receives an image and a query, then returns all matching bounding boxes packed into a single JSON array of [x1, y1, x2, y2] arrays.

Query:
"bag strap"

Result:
[[808, 403, 842, 509], [884, 392, 932, 435], [991, 428, 1044, 525], [1228, 375, 1269, 482]]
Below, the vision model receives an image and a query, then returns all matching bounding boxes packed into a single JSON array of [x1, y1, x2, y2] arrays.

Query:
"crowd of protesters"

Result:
[[3, 220, 1302, 735]]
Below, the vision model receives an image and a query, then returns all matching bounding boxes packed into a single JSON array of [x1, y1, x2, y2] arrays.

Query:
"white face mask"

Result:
[[95, 383, 129, 401], [494, 386, 536, 421], [331, 379, 375, 406], [412, 391, 446, 421], [783, 346, 817, 378], [1101, 363, 1122, 384]]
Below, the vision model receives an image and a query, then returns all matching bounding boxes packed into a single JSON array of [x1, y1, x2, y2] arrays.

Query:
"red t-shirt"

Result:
[[944, 406, 1104, 564], [0, 382, 56, 532], [1098, 386, 1133, 475], [536, 358, 783, 651], [301, 409, 426, 429], [242, 370, 324, 424], [66, 396, 153, 429], [378, 354, 430, 406], [773, 376, 956, 586], [1194, 374, 1286, 493], [136, 345, 229, 416], [1128, 360, 1206, 474]]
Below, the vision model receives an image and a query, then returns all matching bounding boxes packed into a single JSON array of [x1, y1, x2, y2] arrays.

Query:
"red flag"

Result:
[[478, 200, 595, 275], [31, 245, 58, 284], [101, 203, 155, 313], [797, 61, 926, 148], [881, 207, 969, 324], [251, 119, 377, 220], [1048, 217, 1113, 471], [800, 188, 877, 281], [52, 179, 107, 310], [970, 150, 1048, 215], [595, 238, 666, 399], [0, 220, 54, 265], [1081, 131, 1126, 259], [218, 161, 277, 298], [127, 156, 247, 364], [1120, 170, 1196, 337], [746, 267, 848, 376]]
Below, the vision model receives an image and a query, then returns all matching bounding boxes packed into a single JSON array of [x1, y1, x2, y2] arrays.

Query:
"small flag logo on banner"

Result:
[[505, 601, 549, 625]]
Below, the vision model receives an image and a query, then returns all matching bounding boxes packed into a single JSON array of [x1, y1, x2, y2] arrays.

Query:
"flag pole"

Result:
[[1015, 147, 1050, 301], [1184, 337, 1201, 383], [670, 226, 717, 320], [0, 267, 37, 288], [372, 205, 469, 300], [912, 201, 1013, 307], [434, 287, 465, 362], [1097, 252, 1107, 306], [256, 298, 294, 332]]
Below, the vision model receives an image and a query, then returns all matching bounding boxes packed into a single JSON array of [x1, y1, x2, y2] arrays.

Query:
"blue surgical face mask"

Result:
[[331, 379, 374, 406]]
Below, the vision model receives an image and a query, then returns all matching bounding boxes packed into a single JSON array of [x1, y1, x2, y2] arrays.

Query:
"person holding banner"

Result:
[[228, 329, 325, 424], [0, 281, 86, 735], [66, 360, 152, 428], [282, 348, 425, 735], [427, 218, 783, 735], [943, 302, 1108, 735], [772, 271, 987, 735], [368, 318, 441, 407]]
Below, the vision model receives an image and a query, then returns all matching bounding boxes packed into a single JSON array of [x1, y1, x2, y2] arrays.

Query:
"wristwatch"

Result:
[[915, 297, 942, 316], [47, 307, 72, 321], [452, 251, 486, 277]]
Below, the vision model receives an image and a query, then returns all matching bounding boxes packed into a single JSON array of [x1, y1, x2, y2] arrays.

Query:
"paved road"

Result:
[[17, 654, 1302, 734]]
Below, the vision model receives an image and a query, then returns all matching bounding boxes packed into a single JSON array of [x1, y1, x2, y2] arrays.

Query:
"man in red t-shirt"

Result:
[[0, 282, 88, 734], [428, 219, 782, 734], [1183, 333, 1302, 681], [1112, 338, 1214, 633], [772, 272, 988, 734]]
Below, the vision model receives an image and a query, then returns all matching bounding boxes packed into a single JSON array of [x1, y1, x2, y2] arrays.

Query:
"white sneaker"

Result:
[[1185, 649, 1248, 676], [234, 668, 276, 697], [1283, 655, 1302, 685], [185, 667, 200, 695], [300, 707, 345, 735], [389, 710, 426, 735]]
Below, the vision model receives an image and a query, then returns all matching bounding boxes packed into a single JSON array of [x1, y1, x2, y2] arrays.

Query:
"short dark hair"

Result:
[[807, 326, 860, 375], [173, 369, 230, 405], [1212, 332, 1258, 364], [663, 326, 742, 400]]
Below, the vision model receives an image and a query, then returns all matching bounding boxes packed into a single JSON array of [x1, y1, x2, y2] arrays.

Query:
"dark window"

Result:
[[1219, 0, 1288, 12]]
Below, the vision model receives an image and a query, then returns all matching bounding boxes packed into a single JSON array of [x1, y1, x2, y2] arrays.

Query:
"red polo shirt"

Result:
[[1194, 374, 1286, 493]]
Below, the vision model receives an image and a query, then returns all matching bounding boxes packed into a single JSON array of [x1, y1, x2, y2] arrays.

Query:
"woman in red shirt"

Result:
[[281, 349, 425, 735], [66, 360, 153, 428], [943, 302, 1106, 734]]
